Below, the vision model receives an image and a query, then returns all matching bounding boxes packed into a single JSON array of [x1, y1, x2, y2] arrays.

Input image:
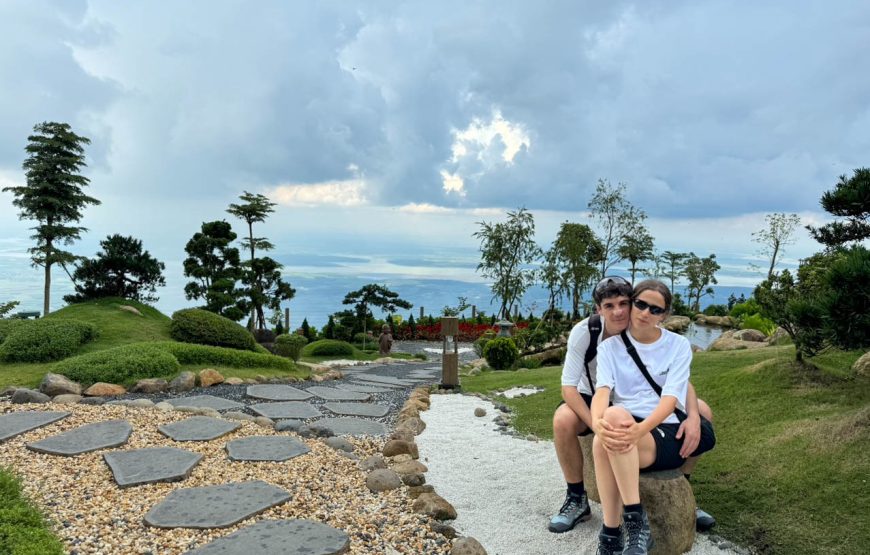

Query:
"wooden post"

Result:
[[284, 308, 290, 332], [420, 306, 424, 320], [440, 317, 459, 389], [472, 305, 476, 319]]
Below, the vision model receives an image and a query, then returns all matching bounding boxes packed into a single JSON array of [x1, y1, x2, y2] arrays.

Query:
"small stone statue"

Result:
[[378, 324, 393, 355]]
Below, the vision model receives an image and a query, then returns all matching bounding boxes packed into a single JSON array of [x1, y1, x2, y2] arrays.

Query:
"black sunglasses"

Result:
[[594, 276, 630, 295], [633, 299, 666, 316]]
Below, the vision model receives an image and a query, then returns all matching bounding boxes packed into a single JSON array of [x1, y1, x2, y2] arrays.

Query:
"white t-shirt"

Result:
[[561, 316, 606, 395], [595, 328, 691, 424]]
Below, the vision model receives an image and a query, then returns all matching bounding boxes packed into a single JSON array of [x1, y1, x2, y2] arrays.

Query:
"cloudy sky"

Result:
[[1, 0, 867, 318]]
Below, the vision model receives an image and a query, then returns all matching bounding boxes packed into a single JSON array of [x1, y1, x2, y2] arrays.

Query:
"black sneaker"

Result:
[[547, 491, 591, 533], [622, 508, 654, 555], [696, 507, 716, 532], [596, 527, 624, 555]]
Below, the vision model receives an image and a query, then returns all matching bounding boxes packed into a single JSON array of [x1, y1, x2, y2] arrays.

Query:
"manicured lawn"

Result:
[[301, 351, 420, 364], [0, 467, 64, 555], [46, 297, 172, 352], [462, 346, 870, 555]]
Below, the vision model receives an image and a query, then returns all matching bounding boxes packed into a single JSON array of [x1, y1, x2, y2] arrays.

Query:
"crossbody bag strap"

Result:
[[583, 314, 602, 392], [619, 330, 687, 421]]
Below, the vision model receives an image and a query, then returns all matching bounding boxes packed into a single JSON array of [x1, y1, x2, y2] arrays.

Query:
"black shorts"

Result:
[[633, 415, 716, 472], [556, 393, 596, 437]]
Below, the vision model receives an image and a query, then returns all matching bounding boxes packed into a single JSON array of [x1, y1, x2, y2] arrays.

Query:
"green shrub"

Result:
[[730, 299, 761, 319], [0, 319, 97, 362], [740, 313, 776, 336], [0, 468, 65, 555], [474, 330, 496, 357], [703, 304, 728, 316], [54, 343, 180, 385], [302, 339, 355, 357], [0, 319, 26, 344], [413, 353, 427, 361], [353, 332, 373, 344], [483, 337, 519, 370], [170, 308, 256, 351], [516, 357, 543, 369], [156, 342, 293, 370], [274, 333, 308, 361]]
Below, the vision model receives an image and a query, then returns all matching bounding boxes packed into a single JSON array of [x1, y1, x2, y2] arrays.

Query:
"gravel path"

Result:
[[416, 393, 742, 555]]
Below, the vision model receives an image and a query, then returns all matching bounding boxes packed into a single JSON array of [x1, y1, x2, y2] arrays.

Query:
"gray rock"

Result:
[[11, 389, 50, 404], [104, 447, 202, 488], [51, 394, 83, 405], [323, 437, 355, 453], [366, 469, 403, 492], [338, 451, 359, 461], [155, 401, 174, 411], [246, 384, 313, 401], [451, 537, 487, 555], [401, 472, 426, 486], [359, 455, 386, 472], [322, 402, 389, 418], [305, 386, 370, 402], [131, 378, 169, 394], [223, 411, 256, 422], [249, 401, 321, 420], [1, 386, 19, 397], [474, 407, 486, 417], [315, 417, 388, 437], [39, 373, 82, 396], [165, 395, 244, 412], [185, 518, 350, 554], [0, 411, 69, 442], [297, 424, 334, 438], [226, 436, 310, 462], [26, 419, 132, 456], [253, 416, 275, 429], [159, 416, 242, 442], [274, 419, 303, 432], [78, 396, 106, 405], [335, 383, 394, 394], [431, 522, 457, 539], [107, 398, 155, 408], [144, 481, 291, 529], [170, 371, 196, 393]]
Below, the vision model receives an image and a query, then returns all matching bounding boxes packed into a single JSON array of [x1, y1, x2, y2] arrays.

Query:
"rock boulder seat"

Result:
[[580, 435, 695, 555]]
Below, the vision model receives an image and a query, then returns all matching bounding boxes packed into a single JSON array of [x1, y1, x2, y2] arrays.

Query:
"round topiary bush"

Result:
[[483, 337, 519, 370], [274, 333, 308, 361], [170, 308, 256, 351], [473, 330, 496, 358], [0, 319, 98, 363], [353, 332, 373, 345], [54, 343, 181, 385], [301, 339, 355, 357]]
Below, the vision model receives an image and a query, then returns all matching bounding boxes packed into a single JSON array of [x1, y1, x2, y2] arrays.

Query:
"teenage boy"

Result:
[[548, 277, 715, 534]]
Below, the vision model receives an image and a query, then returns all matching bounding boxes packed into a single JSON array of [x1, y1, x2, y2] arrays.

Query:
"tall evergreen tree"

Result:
[[684, 253, 721, 312], [183, 220, 247, 321], [550, 222, 602, 319], [3, 122, 100, 316], [807, 168, 870, 247], [658, 251, 691, 291], [342, 284, 412, 348], [64, 235, 165, 303], [618, 224, 655, 283]]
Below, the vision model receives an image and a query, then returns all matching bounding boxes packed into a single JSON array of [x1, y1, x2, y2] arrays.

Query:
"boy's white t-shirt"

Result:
[[560, 316, 603, 395], [595, 328, 691, 424]]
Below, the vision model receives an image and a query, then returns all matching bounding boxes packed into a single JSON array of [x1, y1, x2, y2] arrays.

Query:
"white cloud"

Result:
[[451, 109, 530, 164], [440, 170, 465, 196], [268, 179, 369, 207], [397, 202, 454, 214]]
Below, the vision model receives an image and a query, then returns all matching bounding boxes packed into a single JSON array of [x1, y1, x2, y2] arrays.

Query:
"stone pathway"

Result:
[[0, 359, 447, 554]]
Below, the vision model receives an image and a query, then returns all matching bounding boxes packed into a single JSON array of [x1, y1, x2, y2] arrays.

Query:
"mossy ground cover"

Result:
[[461, 345, 869, 555], [0, 467, 64, 555]]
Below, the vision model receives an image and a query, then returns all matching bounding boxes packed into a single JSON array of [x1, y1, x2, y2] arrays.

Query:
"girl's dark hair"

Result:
[[632, 279, 672, 313]]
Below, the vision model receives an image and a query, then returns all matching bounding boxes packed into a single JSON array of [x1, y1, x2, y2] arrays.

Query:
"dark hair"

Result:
[[632, 279, 672, 313], [593, 276, 633, 305]]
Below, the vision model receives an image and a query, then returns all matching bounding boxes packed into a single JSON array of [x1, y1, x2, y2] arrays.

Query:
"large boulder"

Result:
[[366, 469, 403, 492], [11, 389, 50, 404], [39, 373, 82, 396], [708, 330, 768, 352], [83, 382, 126, 397], [661, 316, 691, 333], [131, 378, 169, 393], [51, 394, 83, 404], [521, 346, 566, 366], [383, 439, 419, 459], [170, 371, 196, 393], [768, 327, 792, 346], [853, 352, 870, 378], [733, 329, 767, 342], [702, 315, 736, 328], [451, 537, 487, 555], [581, 435, 694, 554], [412, 492, 457, 520], [198, 368, 225, 387]]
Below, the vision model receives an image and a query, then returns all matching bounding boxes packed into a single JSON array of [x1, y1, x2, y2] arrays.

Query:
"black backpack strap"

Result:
[[619, 330, 687, 421], [583, 314, 602, 391]]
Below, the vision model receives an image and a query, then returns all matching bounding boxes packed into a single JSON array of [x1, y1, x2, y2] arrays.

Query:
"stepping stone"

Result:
[[246, 385, 313, 401], [166, 395, 244, 411], [186, 519, 350, 555], [353, 374, 417, 386], [104, 447, 203, 488], [323, 402, 389, 418], [336, 383, 394, 394], [350, 381, 404, 390], [159, 417, 242, 442], [316, 417, 388, 437], [249, 401, 321, 420], [26, 419, 132, 456], [0, 411, 70, 442], [226, 436, 310, 462], [144, 480, 291, 529], [305, 386, 370, 401]]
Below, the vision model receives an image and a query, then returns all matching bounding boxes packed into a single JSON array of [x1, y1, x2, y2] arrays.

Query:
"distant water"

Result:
[[682, 323, 724, 350]]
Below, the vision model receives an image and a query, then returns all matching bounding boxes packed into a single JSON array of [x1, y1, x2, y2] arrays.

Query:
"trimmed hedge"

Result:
[[170, 308, 256, 351], [274, 334, 307, 361], [483, 337, 519, 370], [0, 319, 26, 344], [0, 468, 65, 555], [302, 339, 354, 357], [0, 319, 97, 363], [156, 342, 293, 370], [54, 343, 180, 385]]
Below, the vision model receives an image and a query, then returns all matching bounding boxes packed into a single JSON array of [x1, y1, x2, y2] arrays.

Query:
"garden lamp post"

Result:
[[495, 319, 515, 337], [440, 316, 459, 389]]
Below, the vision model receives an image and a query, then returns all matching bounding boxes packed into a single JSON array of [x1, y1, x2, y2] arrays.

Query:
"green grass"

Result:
[[46, 297, 172, 351], [0, 468, 65, 555], [462, 345, 870, 555], [301, 349, 418, 364]]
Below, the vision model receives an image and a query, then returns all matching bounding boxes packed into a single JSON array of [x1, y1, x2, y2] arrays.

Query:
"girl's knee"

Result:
[[603, 405, 633, 426]]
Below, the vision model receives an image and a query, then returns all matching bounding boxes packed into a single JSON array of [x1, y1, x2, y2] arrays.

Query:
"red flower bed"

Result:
[[394, 321, 528, 342]]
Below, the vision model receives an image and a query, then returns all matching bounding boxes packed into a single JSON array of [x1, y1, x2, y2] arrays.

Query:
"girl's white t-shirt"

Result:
[[595, 328, 691, 424]]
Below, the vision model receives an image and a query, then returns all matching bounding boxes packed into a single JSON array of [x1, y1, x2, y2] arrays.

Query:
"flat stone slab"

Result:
[[316, 417, 388, 436], [246, 385, 313, 401], [159, 417, 242, 442], [27, 419, 132, 456], [322, 402, 389, 418], [226, 436, 310, 462], [144, 480, 291, 529], [0, 411, 70, 442], [249, 401, 321, 420], [349, 381, 404, 390], [104, 447, 203, 488], [336, 383, 395, 394], [186, 519, 350, 554], [352, 374, 417, 387], [166, 395, 244, 411], [305, 386, 370, 402]]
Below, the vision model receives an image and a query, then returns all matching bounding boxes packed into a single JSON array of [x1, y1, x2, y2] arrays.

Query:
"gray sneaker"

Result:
[[547, 491, 591, 533], [622, 508, 654, 554], [696, 507, 716, 532], [596, 528, 624, 555]]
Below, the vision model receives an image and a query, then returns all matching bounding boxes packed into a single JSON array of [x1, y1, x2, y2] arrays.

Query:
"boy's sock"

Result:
[[567, 481, 585, 497]]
